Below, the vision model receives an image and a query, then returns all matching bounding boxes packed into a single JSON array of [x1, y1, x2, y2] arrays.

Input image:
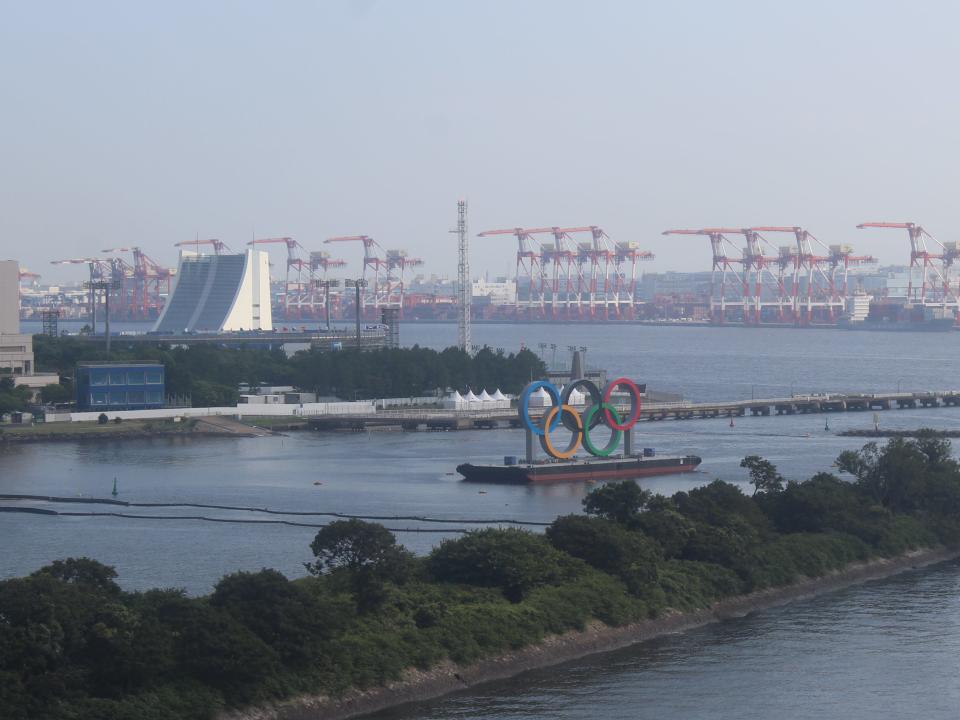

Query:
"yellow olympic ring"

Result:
[[538, 404, 583, 459]]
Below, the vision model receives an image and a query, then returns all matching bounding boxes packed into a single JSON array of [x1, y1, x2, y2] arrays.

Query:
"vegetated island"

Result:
[[2, 433, 959, 720]]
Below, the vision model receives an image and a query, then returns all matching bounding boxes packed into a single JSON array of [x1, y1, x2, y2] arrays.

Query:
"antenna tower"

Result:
[[455, 199, 471, 351]]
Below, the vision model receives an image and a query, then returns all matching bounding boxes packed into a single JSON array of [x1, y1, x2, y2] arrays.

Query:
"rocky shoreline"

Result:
[[221, 545, 960, 720]]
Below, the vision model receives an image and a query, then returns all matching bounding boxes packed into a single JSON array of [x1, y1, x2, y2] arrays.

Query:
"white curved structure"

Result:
[[153, 250, 272, 334]]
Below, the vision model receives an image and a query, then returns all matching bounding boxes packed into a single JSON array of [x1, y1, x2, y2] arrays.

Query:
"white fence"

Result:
[[374, 396, 443, 409]]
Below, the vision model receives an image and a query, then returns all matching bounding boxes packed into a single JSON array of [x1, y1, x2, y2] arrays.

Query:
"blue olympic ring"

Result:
[[518, 380, 562, 435]]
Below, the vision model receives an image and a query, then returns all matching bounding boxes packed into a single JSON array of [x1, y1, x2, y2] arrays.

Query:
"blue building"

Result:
[[75, 362, 165, 411]]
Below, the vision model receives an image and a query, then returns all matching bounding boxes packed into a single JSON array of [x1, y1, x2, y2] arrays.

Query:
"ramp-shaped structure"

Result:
[[153, 250, 272, 333]]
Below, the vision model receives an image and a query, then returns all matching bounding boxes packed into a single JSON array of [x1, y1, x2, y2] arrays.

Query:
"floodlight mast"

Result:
[[452, 200, 471, 351]]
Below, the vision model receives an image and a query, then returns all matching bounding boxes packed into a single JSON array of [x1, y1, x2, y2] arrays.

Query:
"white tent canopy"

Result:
[[491, 388, 510, 409], [442, 390, 467, 410], [527, 387, 551, 407]]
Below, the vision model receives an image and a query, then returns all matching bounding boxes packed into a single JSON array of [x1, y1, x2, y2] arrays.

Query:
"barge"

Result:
[[457, 453, 701, 484]]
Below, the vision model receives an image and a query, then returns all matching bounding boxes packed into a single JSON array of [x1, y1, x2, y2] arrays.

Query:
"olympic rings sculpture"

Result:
[[518, 378, 643, 459]]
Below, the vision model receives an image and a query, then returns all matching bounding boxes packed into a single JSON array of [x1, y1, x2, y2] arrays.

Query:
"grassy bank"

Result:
[[2, 433, 959, 720], [0, 418, 198, 440]]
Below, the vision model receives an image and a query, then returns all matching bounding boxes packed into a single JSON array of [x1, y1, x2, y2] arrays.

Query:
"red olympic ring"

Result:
[[602, 377, 643, 431]]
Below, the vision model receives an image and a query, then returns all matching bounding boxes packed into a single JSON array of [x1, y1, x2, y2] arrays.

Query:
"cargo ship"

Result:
[[457, 452, 701, 484], [839, 300, 957, 332]]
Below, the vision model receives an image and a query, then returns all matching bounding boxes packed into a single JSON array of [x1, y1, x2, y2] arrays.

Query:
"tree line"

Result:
[[31, 336, 546, 407], [3, 433, 958, 719]]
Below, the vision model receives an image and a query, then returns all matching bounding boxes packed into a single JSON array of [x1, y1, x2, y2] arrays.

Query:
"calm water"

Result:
[[4, 323, 960, 717]]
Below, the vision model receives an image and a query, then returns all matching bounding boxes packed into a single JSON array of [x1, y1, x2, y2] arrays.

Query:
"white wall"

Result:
[[0, 261, 20, 334], [222, 250, 272, 332], [254, 250, 272, 331], [56, 400, 376, 423]]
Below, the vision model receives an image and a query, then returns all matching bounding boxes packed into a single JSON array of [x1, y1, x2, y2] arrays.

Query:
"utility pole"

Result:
[[347, 278, 366, 346], [452, 199, 471, 352]]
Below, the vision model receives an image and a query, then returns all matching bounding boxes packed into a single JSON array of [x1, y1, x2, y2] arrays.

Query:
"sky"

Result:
[[3, 1, 960, 284]]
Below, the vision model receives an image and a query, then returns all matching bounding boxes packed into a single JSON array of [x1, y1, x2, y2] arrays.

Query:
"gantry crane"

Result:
[[50, 257, 113, 322], [324, 235, 391, 319], [174, 238, 231, 255], [749, 227, 875, 324], [476, 227, 546, 318], [563, 226, 616, 319], [524, 227, 578, 318], [663, 228, 747, 323], [857, 222, 958, 306], [102, 246, 174, 320], [246, 237, 303, 318]]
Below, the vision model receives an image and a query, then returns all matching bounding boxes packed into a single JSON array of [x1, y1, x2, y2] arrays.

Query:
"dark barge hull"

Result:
[[457, 455, 702, 484]]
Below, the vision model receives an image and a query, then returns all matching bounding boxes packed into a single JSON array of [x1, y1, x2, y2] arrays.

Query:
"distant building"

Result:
[[75, 362, 165, 411], [153, 250, 272, 334], [472, 278, 517, 305], [637, 271, 713, 301]]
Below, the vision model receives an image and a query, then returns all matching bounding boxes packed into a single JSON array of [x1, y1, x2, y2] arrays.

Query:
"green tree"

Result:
[[190, 380, 239, 408], [306, 520, 413, 608], [837, 437, 937, 512], [39, 382, 71, 405], [740, 455, 784, 496], [546, 515, 661, 596], [31, 558, 120, 595], [428, 528, 567, 602], [583, 480, 652, 525], [211, 569, 342, 666], [633, 508, 695, 559]]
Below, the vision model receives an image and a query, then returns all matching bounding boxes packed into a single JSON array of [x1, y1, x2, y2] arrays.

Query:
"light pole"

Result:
[[346, 278, 366, 346], [319, 279, 340, 332]]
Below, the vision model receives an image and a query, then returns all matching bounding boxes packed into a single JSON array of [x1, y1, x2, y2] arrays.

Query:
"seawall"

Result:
[[220, 545, 960, 720]]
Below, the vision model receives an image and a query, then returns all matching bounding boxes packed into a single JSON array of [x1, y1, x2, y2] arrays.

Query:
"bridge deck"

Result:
[[305, 391, 960, 431]]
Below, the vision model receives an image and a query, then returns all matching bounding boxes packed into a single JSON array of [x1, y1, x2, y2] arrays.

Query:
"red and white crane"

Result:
[[174, 238, 231, 255], [324, 235, 393, 319], [101, 246, 174, 320], [564, 226, 616, 319], [50, 257, 114, 321], [476, 227, 546, 318], [662, 228, 747, 323], [857, 222, 958, 306], [525, 227, 579, 319], [748, 227, 875, 324], [611, 240, 654, 319], [246, 237, 304, 318]]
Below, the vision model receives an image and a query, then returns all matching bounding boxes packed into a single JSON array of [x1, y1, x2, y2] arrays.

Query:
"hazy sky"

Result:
[[3, 1, 960, 283]]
